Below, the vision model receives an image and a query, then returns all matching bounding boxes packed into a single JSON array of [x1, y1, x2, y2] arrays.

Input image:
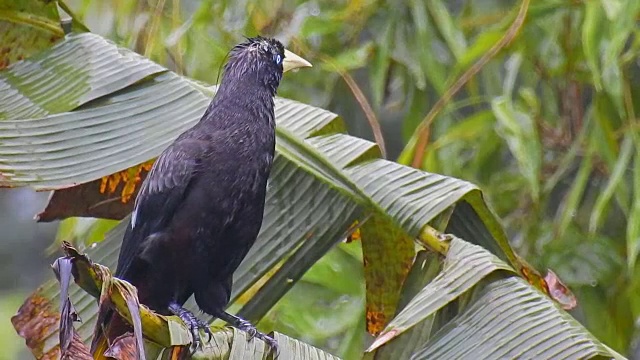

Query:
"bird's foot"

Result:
[[216, 311, 278, 353], [169, 303, 213, 352], [236, 318, 278, 350]]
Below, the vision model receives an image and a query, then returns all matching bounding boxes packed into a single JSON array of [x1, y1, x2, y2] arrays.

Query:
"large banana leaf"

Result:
[[4, 32, 622, 359], [369, 238, 624, 360]]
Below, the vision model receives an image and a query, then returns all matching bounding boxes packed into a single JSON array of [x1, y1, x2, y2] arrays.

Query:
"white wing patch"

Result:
[[131, 205, 138, 229]]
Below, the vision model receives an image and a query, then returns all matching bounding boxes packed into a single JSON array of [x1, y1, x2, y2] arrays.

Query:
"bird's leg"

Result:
[[215, 310, 278, 351], [168, 302, 213, 351]]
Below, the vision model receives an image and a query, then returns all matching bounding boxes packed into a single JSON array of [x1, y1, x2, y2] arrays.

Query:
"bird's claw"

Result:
[[236, 319, 258, 338], [187, 317, 213, 353], [262, 335, 279, 356], [236, 319, 278, 354], [199, 320, 214, 342], [214, 311, 278, 354], [168, 303, 212, 353], [189, 317, 213, 346]]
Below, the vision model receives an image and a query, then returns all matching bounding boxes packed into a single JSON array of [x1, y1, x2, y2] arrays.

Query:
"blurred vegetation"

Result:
[[3, 0, 640, 358], [66, 0, 640, 355]]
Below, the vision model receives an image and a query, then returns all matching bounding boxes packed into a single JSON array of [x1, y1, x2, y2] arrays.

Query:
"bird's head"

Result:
[[222, 36, 312, 95]]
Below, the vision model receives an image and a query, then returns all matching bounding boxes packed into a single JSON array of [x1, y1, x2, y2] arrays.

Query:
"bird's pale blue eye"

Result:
[[274, 54, 282, 65]]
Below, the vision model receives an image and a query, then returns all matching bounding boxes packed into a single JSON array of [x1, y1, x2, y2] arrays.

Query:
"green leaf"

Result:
[[301, 15, 341, 38], [0, 0, 64, 70], [627, 148, 640, 270], [430, 110, 494, 150], [601, 0, 623, 19], [582, 0, 606, 91], [542, 120, 590, 193], [411, 277, 625, 360], [557, 151, 593, 237], [0, 33, 166, 121], [456, 31, 502, 70], [369, 19, 394, 107], [602, 0, 640, 114], [591, 96, 630, 214], [589, 134, 633, 233], [578, 285, 635, 353], [372, 251, 441, 359], [545, 225, 621, 286], [406, 0, 447, 94], [320, 42, 373, 72], [273, 332, 342, 360], [527, 0, 570, 20], [427, 0, 467, 61], [53, 218, 119, 251], [491, 90, 542, 201], [581, 0, 639, 114], [261, 243, 364, 358]]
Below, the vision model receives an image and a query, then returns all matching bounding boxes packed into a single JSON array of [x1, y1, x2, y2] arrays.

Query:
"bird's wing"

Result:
[[115, 138, 205, 277]]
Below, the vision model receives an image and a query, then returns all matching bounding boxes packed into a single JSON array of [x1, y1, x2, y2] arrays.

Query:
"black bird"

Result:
[[91, 36, 311, 355]]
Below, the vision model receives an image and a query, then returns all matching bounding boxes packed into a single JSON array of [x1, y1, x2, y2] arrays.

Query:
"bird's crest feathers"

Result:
[[219, 36, 287, 95]]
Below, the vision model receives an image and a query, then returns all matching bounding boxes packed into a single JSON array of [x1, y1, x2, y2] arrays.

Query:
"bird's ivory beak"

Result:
[[283, 49, 312, 73]]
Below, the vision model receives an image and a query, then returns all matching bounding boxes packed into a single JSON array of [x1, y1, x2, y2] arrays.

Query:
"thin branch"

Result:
[[292, 39, 387, 158], [144, 0, 167, 58], [169, 0, 184, 75], [338, 69, 387, 158]]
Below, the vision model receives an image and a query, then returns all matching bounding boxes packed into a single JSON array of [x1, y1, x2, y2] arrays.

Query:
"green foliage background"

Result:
[[2, 0, 640, 358]]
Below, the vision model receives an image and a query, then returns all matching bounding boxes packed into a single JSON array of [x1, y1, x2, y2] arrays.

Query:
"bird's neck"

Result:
[[200, 81, 276, 130]]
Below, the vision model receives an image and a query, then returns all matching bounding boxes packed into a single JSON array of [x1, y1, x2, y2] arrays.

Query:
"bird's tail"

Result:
[[92, 308, 189, 360], [90, 308, 132, 358]]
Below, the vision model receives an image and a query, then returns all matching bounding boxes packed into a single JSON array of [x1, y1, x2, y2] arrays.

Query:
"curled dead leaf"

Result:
[[60, 332, 93, 360], [11, 292, 60, 359], [52, 256, 80, 356], [99, 160, 155, 204], [57, 242, 147, 360], [104, 333, 138, 360], [11, 289, 91, 359], [37, 160, 155, 222], [544, 269, 577, 310]]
